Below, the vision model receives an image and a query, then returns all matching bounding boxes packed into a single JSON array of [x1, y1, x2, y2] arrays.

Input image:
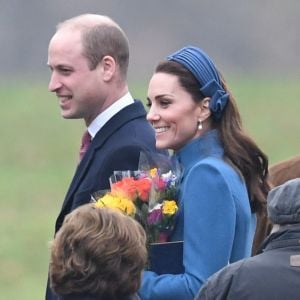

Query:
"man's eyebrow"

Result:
[[47, 63, 73, 70]]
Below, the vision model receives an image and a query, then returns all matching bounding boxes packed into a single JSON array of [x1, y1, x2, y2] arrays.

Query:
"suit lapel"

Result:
[[61, 100, 146, 211]]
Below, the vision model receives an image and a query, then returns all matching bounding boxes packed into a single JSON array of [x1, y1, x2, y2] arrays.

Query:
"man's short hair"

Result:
[[57, 14, 129, 77]]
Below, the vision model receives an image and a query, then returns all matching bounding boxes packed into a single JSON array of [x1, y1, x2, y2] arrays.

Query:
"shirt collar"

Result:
[[87, 92, 134, 138]]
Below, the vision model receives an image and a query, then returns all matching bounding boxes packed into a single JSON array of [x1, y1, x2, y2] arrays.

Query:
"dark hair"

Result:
[[50, 204, 147, 300], [155, 60, 270, 214], [82, 24, 129, 77]]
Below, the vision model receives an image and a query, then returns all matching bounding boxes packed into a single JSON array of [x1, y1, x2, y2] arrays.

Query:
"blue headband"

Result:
[[167, 46, 229, 120]]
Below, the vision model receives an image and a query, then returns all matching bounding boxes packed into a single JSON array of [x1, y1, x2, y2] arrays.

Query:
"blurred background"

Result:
[[0, 0, 299, 299], [1, 0, 300, 81]]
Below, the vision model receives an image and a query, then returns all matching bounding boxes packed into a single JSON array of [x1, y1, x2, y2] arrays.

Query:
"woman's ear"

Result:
[[198, 97, 211, 121], [98, 55, 116, 81]]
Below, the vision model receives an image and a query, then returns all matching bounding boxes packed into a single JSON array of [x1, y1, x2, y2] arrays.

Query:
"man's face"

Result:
[[47, 28, 106, 126]]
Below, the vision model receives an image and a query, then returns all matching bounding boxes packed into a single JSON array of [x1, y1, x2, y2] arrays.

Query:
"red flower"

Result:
[[112, 177, 137, 199], [135, 178, 152, 201], [111, 177, 152, 202]]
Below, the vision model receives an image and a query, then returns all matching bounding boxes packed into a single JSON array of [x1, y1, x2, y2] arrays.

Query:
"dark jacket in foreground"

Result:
[[195, 225, 300, 300]]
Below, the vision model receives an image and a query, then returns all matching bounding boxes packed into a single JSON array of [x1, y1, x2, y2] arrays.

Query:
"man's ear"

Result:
[[198, 97, 211, 121], [99, 55, 116, 81]]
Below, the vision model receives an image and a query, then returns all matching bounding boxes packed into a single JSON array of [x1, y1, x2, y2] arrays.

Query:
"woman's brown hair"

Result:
[[154, 60, 270, 214]]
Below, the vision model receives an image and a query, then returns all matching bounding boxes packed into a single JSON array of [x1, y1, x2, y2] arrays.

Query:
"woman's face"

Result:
[[147, 72, 203, 150]]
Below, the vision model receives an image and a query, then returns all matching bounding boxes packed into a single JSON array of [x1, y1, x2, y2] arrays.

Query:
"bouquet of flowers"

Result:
[[92, 152, 181, 244], [146, 167, 179, 243]]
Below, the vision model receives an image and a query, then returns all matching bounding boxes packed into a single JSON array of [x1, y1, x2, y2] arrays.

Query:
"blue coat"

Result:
[[47, 100, 159, 300], [139, 130, 256, 300]]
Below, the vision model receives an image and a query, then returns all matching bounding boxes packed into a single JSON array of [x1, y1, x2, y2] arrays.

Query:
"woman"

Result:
[[139, 46, 270, 299], [50, 204, 147, 300]]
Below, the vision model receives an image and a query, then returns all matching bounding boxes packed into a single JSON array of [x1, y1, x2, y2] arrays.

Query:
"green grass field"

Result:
[[0, 77, 299, 299]]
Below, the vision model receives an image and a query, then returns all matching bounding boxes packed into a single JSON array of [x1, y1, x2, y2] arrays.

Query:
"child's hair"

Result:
[[50, 204, 147, 300]]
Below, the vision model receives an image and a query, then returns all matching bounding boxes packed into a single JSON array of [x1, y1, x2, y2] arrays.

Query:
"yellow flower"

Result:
[[150, 168, 158, 178], [162, 200, 178, 215], [95, 193, 136, 216]]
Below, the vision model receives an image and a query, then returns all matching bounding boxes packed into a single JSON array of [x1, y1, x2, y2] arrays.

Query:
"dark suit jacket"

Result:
[[46, 100, 159, 300]]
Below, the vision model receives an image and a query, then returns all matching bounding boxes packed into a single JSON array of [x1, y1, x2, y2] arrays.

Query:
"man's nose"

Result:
[[48, 72, 61, 92]]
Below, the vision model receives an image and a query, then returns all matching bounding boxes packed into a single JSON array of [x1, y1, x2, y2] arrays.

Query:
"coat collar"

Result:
[[259, 225, 300, 253], [175, 129, 223, 172]]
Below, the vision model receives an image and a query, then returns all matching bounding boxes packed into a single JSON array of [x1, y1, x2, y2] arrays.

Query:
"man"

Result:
[[46, 14, 159, 299], [195, 178, 300, 300]]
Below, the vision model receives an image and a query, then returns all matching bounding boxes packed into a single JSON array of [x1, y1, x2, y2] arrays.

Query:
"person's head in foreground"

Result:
[[49, 204, 147, 300], [146, 45, 269, 214], [268, 177, 300, 229]]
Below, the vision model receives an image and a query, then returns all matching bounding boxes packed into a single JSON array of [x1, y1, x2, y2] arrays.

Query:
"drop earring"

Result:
[[198, 119, 203, 130]]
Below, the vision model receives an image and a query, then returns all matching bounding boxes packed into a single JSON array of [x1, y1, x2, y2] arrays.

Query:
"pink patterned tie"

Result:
[[79, 130, 92, 161]]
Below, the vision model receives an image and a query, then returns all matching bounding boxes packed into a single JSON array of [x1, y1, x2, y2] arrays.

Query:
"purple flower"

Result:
[[148, 205, 163, 225]]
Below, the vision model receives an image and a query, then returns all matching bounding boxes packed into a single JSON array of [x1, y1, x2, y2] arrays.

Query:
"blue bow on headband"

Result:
[[167, 46, 229, 120]]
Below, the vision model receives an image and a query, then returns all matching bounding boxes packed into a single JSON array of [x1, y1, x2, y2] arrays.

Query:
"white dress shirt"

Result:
[[87, 92, 135, 139]]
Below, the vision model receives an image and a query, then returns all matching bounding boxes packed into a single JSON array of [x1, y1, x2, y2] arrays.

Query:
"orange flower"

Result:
[[111, 177, 152, 202], [135, 178, 152, 201], [112, 177, 137, 199]]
